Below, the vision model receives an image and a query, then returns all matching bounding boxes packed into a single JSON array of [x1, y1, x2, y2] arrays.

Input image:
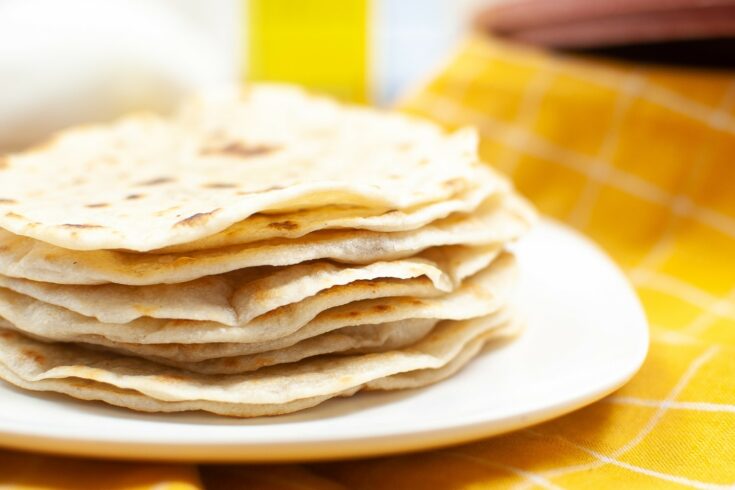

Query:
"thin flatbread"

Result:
[[153, 165, 507, 253], [0, 253, 515, 353], [0, 85, 484, 251], [0, 245, 500, 325], [0, 194, 533, 285], [0, 313, 518, 416], [111, 318, 442, 375]]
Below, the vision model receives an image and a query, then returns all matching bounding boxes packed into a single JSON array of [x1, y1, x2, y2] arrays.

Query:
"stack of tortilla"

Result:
[[0, 85, 535, 417]]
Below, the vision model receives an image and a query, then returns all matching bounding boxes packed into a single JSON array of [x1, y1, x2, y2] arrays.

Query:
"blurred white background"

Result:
[[0, 0, 488, 152]]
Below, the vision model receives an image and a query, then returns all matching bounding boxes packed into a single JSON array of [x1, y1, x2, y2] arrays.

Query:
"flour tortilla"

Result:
[[0, 245, 500, 325], [112, 318, 441, 375], [0, 311, 516, 414], [153, 165, 506, 254], [0, 194, 533, 285], [0, 321, 517, 417], [0, 253, 515, 360], [0, 84, 483, 251]]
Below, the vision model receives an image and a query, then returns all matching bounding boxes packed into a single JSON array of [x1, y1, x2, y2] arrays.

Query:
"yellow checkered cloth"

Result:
[[3, 34, 735, 489]]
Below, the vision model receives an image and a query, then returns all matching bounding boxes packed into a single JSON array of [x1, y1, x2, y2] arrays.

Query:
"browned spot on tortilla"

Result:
[[380, 209, 398, 216], [125, 194, 144, 200], [267, 220, 299, 231], [174, 209, 221, 227], [133, 304, 157, 316], [203, 183, 238, 189], [154, 205, 181, 217], [0, 199, 16, 205], [442, 178, 464, 192], [5, 212, 23, 219], [61, 223, 103, 229], [156, 374, 186, 383], [254, 357, 274, 368], [200, 142, 280, 158], [373, 304, 391, 312], [411, 299, 425, 306], [0, 331, 13, 339], [138, 177, 175, 186], [238, 184, 287, 195], [220, 357, 238, 369], [85, 203, 109, 208], [348, 311, 360, 318], [21, 348, 45, 364]]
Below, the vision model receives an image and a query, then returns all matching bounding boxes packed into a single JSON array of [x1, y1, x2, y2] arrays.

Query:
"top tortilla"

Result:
[[0, 84, 483, 251]]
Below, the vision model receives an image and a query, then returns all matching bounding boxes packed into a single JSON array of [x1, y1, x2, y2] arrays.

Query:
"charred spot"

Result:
[[254, 357, 274, 368], [200, 142, 280, 158], [85, 203, 109, 208], [174, 208, 221, 227], [0, 198, 17, 205], [373, 304, 391, 312], [223, 357, 241, 368], [267, 220, 299, 231], [411, 299, 425, 306], [442, 178, 464, 191], [125, 193, 144, 200], [21, 348, 45, 364], [61, 223, 103, 229], [203, 182, 238, 189], [138, 176, 175, 186], [0, 331, 13, 339], [348, 311, 360, 318]]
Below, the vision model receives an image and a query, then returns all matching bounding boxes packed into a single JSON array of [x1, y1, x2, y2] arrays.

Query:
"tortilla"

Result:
[[0, 313, 518, 417], [0, 84, 483, 251], [0, 245, 500, 325], [0, 194, 533, 285], [0, 253, 515, 353]]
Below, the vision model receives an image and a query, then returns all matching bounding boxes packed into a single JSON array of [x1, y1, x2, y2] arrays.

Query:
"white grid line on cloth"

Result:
[[441, 43, 555, 177], [497, 64, 556, 176], [566, 74, 644, 229], [632, 271, 735, 321], [606, 396, 735, 414], [650, 325, 724, 347], [529, 432, 733, 490], [446, 47, 493, 100], [441, 450, 566, 490], [685, 287, 735, 335], [413, 92, 735, 240], [468, 41, 735, 135], [512, 346, 720, 489], [626, 79, 735, 283]]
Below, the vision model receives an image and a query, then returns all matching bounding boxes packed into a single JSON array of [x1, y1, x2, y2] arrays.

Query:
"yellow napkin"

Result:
[[2, 33, 735, 489], [0, 449, 200, 489]]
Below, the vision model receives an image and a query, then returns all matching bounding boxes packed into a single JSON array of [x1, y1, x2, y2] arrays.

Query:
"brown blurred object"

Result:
[[476, 0, 735, 49]]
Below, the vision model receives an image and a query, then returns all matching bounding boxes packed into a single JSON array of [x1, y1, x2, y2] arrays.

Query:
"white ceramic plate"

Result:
[[0, 220, 648, 462]]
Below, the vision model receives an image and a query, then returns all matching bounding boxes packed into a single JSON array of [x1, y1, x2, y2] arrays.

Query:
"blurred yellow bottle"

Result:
[[245, 0, 369, 102]]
